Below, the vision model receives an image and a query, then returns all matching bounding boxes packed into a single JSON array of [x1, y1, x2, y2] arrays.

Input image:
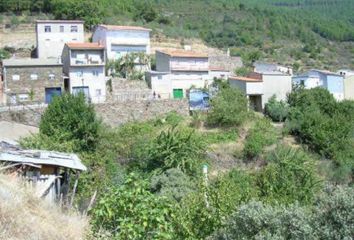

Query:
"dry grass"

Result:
[[0, 174, 89, 240]]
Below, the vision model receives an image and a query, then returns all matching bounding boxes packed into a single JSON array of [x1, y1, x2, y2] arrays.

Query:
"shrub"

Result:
[[91, 174, 176, 239], [207, 87, 249, 127], [150, 168, 195, 202], [264, 95, 289, 122], [140, 126, 206, 175], [212, 201, 313, 239], [243, 118, 277, 159], [38, 93, 101, 152], [256, 146, 321, 204]]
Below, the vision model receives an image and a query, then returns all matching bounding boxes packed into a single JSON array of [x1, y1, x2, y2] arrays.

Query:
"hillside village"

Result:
[[0, 3, 353, 240]]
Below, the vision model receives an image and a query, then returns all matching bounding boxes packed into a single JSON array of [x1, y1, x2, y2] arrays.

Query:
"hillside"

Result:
[[1, 0, 354, 72]]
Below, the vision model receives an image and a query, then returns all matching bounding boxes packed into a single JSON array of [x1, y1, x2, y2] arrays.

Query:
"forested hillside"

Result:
[[1, 0, 354, 71]]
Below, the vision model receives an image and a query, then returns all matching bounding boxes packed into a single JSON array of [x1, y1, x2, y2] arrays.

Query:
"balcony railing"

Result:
[[71, 58, 104, 65]]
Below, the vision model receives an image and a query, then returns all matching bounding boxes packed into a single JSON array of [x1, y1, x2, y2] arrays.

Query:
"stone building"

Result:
[[1, 59, 63, 104], [36, 20, 84, 59]]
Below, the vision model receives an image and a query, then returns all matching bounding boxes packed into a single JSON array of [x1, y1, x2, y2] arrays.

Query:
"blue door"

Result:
[[45, 88, 62, 103]]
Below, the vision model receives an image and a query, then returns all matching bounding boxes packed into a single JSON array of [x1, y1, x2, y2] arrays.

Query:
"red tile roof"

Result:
[[229, 76, 262, 82], [99, 24, 151, 31], [66, 42, 104, 50], [157, 49, 208, 58]]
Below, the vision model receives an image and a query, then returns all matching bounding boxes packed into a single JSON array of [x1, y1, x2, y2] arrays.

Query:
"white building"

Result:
[[61, 42, 106, 103], [92, 25, 151, 60], [146, 49, 211, 99], [36, 20, 84, 59]]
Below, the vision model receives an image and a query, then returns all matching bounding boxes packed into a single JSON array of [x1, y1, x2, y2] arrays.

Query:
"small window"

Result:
[[12, 75, 20, 81], [96, 89, 102, 96], [300, 80, 305, 86], [44, 25, 51, 32], [71, 25, 78, 32], [77, 71, 83, 77], [49, 74, 55, 80], [18, 93, 29, 102], [60, 25, 64, 32], [92, 70, 99, 76], [72, 38, 77, 41], [157, 75, 162, 80], [30, 74, 38, 80]]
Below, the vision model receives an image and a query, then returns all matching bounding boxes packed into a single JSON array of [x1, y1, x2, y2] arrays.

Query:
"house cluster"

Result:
[[0, 19, 353, 109]]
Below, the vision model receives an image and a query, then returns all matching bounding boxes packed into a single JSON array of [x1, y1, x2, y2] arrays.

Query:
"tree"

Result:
[[39, 93, 101, 152], [207, 87, 249, 127], [264, 95, 289, 122], [91, 174, 176, 239]]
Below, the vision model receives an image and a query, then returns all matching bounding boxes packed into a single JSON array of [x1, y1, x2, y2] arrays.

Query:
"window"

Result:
[[71, 25, 78, 32], [44, 25, 51, 32], [49, 74, 55, 80], [96, 89, 102, 96], [60, 25, 64, 32], [300, 80, 305, 86], [30, 74, 38, 80], [77, 71, 83, 77], [92, 70, 99, 76], [12, 75, 20, 81], [72, 38, 77, 41], [18, 93, 29, 102], [157, 75, 162, 80]]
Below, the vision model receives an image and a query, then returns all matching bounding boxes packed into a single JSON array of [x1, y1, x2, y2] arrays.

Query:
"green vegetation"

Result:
[[243, 118, 278, 159], [19, 88, 353, 239], [264, 95, 289, 122]]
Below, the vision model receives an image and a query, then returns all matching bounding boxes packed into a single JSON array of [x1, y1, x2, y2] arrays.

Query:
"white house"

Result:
[[292, 69, 345, 101], [229, 76, 263, 112], [338, 69, 354, 100], [61, 42, 106, 103], [146, 49, 211, 99], [92, 25, 151, 61], [36, 20, 84, 59]]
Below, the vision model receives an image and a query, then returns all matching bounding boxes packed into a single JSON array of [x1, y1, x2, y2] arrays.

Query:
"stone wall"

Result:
[[4, 65, 63, 104], [0, 99, 189, 127]]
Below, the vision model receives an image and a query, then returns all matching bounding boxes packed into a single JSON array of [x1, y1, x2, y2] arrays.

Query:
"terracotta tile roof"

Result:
[[157, 49, 208, 58], [99, 24, 151, 31], [36, 20, 84, 24], [229, 76, 263, 82], [66, 42, 104, 50]]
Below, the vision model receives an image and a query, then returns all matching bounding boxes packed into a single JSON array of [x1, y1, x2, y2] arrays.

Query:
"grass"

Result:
[[0, 174, 88, 240]]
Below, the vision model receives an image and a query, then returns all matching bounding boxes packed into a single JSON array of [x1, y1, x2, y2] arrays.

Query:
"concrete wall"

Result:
[[156, 51, 171, 72], [344, 75, 354, 100], [170, 57, 208, 71], [3, 65, 63, 104], [36, 22, 84, 59], [292, 76, 322, 88], [262, 74, 292, 106], [92, 27, 150, 60], [326, 75, 344, 101], [229, 80, 247, 93], [0, 99, 188, 127]]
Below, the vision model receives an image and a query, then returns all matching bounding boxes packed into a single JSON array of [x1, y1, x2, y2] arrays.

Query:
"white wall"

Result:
[[292, 76, 322, 89], [209, 70, 230, 80], [92, 27, 150, 60], [247, 82, 264, 95], [37, 23, 84, 59], [263, 74, 292, 106], [170, 57, 209, 71], [68, 66, 106, 103], [150, 74, 172, 99]]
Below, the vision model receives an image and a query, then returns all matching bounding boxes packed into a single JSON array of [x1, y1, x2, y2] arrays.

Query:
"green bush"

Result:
[[201, 128, 238, 144], [38, 93, 101, 152], [91, 174, 176, 239], [207, 87, 249, 127], [139, 126, 206, 175], [150, 168, 195, 202], [243, 118, 277, 159], [264, 95, 289, 122], [256, 146, 321, 205]]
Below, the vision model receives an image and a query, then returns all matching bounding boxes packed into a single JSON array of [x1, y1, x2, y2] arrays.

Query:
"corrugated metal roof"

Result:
[[2, 58, 62, 67], [66, 42, 104, 50], [157, 49, 208, 58], [99, 24, 151, 31], [0, 150, 87, 171]]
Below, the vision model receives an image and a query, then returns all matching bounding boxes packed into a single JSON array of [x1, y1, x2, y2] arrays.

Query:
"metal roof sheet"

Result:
[[0, 150, 87, 171]]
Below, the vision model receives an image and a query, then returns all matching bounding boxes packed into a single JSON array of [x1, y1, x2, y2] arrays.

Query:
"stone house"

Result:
[[146, 49, 212, 99], [36, 20, 85, 59], [1, 58, 63, 105], [292, 69, 345, 101], [92, 25, 151, 61], [61, 42, 106, 103]]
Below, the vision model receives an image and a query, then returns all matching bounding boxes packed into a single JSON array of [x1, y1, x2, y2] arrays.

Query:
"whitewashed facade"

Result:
[[62, 43, 106, 103], [147, 50, 211, 99], [36, 20, 84, 59], [92, 25, 151, 60]]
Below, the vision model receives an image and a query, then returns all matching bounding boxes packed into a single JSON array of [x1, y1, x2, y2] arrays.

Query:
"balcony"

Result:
[[71, 57, 104, 66]]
